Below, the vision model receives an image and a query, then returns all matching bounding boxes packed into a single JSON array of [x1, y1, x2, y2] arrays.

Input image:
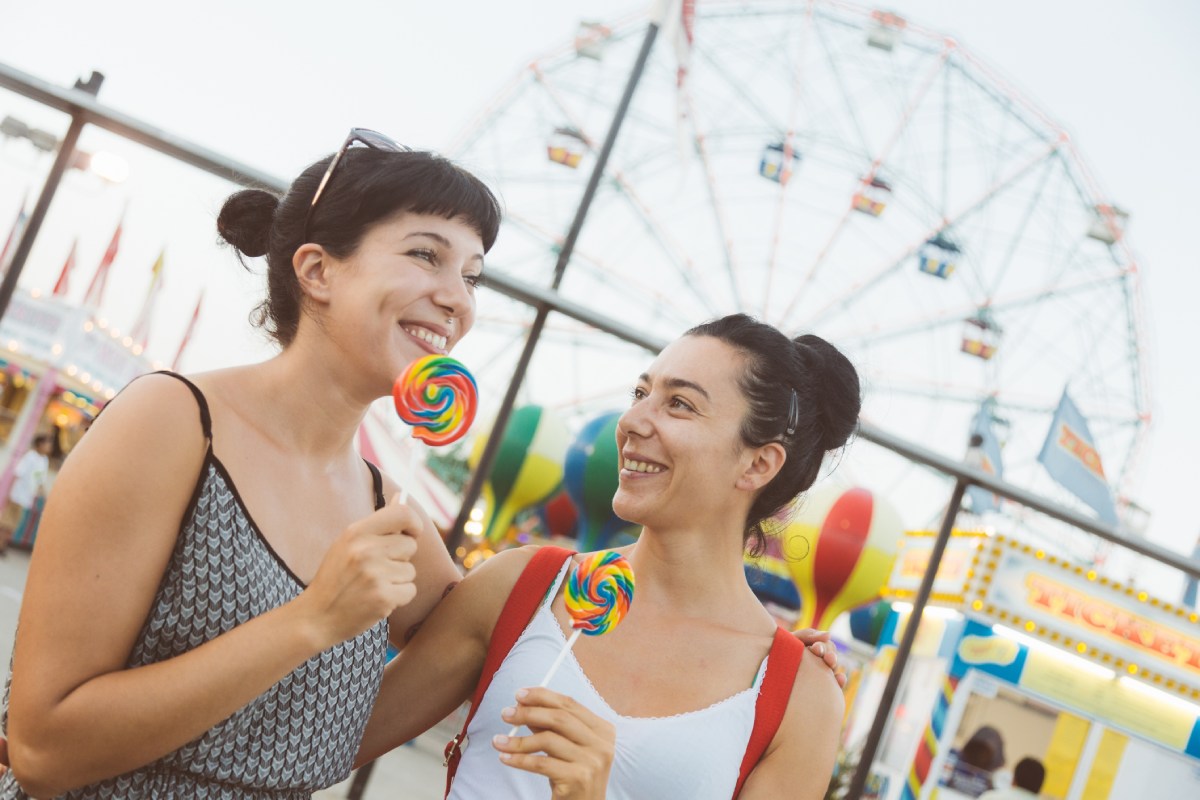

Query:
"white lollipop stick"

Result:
[[397, 435, 420, 505], [507, 628, 582, 737]]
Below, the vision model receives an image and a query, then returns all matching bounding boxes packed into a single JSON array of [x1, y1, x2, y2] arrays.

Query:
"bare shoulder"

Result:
[[790, 645, 846, 721], [737, 639, 845, 799], [63, 372, 208, 487], [771, 643, 845, 760], [461, 546, 554, 611], [97, 371, 209, 431], [463, 544, 543, 592]]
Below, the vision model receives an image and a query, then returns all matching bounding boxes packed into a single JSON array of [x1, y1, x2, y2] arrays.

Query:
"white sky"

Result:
[[1, 1, 1197, 571]]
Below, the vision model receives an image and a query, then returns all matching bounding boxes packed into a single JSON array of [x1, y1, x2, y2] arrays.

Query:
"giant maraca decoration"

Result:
[[469, 405, 568, 544], [392, 354, 478, 501], [784, 485, 903, 631], [508, 550, 634, 735]]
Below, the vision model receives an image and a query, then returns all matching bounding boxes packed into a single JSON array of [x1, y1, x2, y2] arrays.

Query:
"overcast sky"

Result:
[[1, 1, 1197, 574]]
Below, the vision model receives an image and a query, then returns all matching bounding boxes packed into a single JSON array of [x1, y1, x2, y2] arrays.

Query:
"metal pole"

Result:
[[345, 763, 374, 800], [0, 73, 103, 323], [855, 423, 1200, 579], [0, 61, 280, 190], [445, 19, 663, 555], [844, 478, 967, 800]]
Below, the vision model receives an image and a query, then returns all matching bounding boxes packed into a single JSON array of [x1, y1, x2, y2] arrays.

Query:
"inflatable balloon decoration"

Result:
[[848, 600, 894, 646], [468, 405, 569, 544], [508, 550, 635, 736], [564, 411, 635, 551], [538, 489, 580, 540], [783, 485, 903, 631], [393, 355, 477, 503]]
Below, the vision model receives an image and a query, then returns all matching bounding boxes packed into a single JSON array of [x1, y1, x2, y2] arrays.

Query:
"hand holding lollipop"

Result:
[[508, 550, 634, 735], [393, 354, 478, 501]]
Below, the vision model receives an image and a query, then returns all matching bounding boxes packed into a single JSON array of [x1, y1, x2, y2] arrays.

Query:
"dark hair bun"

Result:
[[794, 333, 861, 451], [217, 189, 279, 258]]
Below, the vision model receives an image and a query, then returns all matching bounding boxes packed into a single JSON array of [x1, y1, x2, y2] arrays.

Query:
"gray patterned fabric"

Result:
[[0, 375, 388, 798]]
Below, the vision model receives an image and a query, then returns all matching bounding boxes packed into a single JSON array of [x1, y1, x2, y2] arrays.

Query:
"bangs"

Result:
[[337, 149, 502, 252]]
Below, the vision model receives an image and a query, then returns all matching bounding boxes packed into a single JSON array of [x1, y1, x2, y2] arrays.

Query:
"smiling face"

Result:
[[312, 211, 484, 393], [612, 335, 770, 533]]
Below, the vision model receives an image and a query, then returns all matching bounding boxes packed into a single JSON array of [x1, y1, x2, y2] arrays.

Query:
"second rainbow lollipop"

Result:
[[508, 550, 635, 735], [565, 550, 635, 636]]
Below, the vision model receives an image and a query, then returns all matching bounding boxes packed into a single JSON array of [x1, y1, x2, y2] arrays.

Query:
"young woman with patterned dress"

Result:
[[0, 132, 499, 799]]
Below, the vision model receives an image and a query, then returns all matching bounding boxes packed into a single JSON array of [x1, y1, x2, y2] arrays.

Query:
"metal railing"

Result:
[[2, 59, 1197, 799]]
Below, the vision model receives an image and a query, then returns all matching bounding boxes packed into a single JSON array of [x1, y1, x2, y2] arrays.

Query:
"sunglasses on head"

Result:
[[304, 127, 412, 242]]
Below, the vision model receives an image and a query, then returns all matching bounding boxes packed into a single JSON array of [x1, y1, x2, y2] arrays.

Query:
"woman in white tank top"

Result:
[[358, 314, 861, 799]]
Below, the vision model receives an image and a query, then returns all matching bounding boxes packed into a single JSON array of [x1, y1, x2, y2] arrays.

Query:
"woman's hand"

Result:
[[492, 687, 615, 800], [297, 496, 422, 647], [793, 628, 847, 689]]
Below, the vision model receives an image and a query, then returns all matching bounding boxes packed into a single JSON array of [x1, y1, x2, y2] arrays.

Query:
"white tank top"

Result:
[[447, 562, 768, 800]]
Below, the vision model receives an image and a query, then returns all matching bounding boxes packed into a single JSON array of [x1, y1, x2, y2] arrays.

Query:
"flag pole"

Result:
[[171, 292, 203, 371], [83, 212, 123, 310]]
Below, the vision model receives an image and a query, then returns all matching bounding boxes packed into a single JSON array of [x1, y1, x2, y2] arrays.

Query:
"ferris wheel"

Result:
[[447, 0, 1151, 540]]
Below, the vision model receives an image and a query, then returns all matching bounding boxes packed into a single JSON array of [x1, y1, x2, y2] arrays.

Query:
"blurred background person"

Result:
[[0, 434, 52, 554]]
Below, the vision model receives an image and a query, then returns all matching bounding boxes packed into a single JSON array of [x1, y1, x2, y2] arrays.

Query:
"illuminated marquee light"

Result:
[[882, 530, 987, 606], [1023, 574, 1200, 673], [967, 534, 1200, 699]]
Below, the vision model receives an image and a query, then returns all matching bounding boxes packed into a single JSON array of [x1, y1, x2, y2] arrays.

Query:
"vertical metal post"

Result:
[[0, 73, 103, 323], [445, 20, 663, 555], [844, 478, 967, 799], [345, 763, 374, 800]]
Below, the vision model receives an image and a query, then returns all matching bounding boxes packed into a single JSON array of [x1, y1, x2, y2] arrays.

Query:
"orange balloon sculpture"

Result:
[[782, 485, 904, 631]]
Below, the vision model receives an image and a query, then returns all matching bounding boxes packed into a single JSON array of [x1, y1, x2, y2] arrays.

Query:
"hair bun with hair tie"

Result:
[[217, 189, 280, 258]]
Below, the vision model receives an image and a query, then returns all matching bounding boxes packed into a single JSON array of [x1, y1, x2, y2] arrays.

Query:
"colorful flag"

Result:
[[52, 239, 78, 297], [129, 249, 165, 349], [171, 292, 203, 371], [965, 402, 1004, 514], [1038, 390, 1118, 524], [83, 217, 123, 309], [0, 196, 30, 274]]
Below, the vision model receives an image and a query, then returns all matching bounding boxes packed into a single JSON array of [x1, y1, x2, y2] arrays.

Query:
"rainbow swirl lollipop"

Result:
[[507, 549, 635, 734], [392, 355, 478, 446], [565, 550, 635, 636]]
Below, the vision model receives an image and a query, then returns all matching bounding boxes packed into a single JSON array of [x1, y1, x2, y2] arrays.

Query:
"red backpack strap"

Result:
[[443, 545, 575, 798], [732, 627, 805, 798]]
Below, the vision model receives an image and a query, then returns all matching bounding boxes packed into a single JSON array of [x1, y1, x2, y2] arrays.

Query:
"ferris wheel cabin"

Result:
[[759, 141, 801, 185], [918, 233, 961, 279]]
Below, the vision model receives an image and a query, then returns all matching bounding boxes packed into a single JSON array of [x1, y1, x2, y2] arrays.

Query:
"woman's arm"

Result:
[[6, 375, 423, 798], [356, 545, 536, 765], [738, 648, 845, 800], [373, 476, 464, 651]]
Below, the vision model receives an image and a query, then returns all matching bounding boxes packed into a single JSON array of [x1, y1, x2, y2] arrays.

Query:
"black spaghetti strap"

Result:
[[365, 461, 386, 510], [151, 370, 213, 440]]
